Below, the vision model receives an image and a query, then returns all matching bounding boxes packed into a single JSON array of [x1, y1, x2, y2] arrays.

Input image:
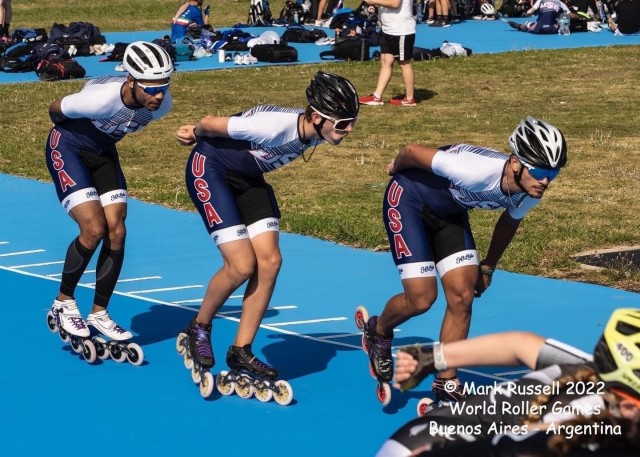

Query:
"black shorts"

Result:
[[379, 31, 415, 61]]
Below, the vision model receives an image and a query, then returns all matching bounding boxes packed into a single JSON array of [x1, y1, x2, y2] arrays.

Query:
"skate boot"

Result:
[[354, 305, 393, 406], [432, 376, 465, 405], [176, 319, 215, 398], [216, 344, 293, 405], [46, 299, 96, 363], [87, 310, 143, 366]]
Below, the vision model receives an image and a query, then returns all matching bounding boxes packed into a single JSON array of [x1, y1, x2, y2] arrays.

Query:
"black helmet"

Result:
[[306, 71, 359, 119], [509, 116, 567, 169]]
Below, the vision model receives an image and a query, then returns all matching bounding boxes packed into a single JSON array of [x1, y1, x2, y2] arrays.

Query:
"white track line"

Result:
[[84, 276, 162, 286], [268, 317, 347, 326], [9, 260, 64, 268], [0, 249, 45, 257], [48, 269, 96, 278], [126, 285, 203, 294], [0, 241, 9, 245], [1, 264, 509, 382]]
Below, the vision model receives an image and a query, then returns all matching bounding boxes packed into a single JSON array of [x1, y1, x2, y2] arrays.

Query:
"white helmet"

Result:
[[480, 2, 495, 15], [122, 41, 174, 80], [509, 116, 567, 169]]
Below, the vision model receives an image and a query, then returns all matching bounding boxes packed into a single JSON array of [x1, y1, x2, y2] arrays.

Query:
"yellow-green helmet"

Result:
[[593, 308, 640, 399]]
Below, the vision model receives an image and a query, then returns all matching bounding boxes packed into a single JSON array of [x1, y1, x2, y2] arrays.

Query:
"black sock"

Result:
[[60, 237, 97, 297], [94, 245, 125, 308]]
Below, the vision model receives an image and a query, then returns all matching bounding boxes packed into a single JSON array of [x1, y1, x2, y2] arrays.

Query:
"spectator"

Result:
[[608, 0, 640, 34], [0, 0, 12, 41], [506, 0, 570, 33]]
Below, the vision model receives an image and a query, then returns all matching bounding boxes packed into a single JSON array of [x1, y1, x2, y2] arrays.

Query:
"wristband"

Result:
[[479, 260, 495, 276]]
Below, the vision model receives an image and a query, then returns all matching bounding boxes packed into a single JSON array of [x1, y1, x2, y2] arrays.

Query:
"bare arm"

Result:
[[48, 99, 69, 124], [173, 2, 190, 21], [176, 115, 231, 146], [483, 210, 521, 268], [387, 144, 441, 175], [394, 332, 545, 388]]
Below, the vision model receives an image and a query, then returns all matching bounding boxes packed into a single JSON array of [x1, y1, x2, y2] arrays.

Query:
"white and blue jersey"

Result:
[[45, 77, 173, 212], [529, 0, 570, 33], [185, 105, 321, 245], [383, 144, 540, 279]]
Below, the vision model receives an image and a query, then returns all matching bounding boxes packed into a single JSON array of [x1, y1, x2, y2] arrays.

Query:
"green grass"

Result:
[[3, 2, 640, 291]]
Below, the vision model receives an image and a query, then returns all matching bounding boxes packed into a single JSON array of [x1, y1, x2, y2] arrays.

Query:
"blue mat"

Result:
[[0, 21, 638, 84]]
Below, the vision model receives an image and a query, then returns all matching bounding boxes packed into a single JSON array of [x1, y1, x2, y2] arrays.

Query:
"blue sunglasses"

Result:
[[137, 81, 170, 96], [522, 162, 559, 181]]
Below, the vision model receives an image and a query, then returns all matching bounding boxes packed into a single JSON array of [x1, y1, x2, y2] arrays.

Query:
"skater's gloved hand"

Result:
[[474, 261, 494, 298], [393, 344, 443, 392]]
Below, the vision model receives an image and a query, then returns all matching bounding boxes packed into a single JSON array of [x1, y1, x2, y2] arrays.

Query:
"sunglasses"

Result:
[[311, 107, 356, 132], [521, 162, 559, 182], [137, 81, 170, 96]]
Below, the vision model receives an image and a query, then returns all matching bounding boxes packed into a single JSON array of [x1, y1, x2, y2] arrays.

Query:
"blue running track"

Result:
[[2, 173, 640, 456]]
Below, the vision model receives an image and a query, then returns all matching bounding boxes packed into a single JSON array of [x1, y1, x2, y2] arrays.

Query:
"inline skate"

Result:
[[216, 344, 293, 405], [176, 319, 215, 398], [46, 299, 97, 364], [87, 310, 143, 366], [417, 376, 466, 416], [355, 305, 393, 406]]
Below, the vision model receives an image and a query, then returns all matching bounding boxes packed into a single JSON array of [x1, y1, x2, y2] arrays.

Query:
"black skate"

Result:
[[176, 319, 215, 398], [216, 344, 293, 405], [416, 377, 466, 417], [354, 305, 393, 406]]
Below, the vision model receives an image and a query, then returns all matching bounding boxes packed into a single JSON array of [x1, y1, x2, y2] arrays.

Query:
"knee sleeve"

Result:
[[93, 245, 125, 308], [59, 237, 97, 297]]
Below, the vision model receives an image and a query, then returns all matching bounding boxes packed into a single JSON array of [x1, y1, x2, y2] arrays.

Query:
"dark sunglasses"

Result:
[[522, 162, 559, 182], [137, 81, 170, 96], [311, 107, 357, 132]]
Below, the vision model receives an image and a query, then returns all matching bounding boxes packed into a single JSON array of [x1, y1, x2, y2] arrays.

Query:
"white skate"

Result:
[[51, 299, 90, 337], [87, 310, 132, 341]]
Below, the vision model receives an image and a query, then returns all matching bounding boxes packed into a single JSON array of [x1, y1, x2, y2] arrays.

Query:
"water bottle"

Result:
[[293, 10, 300, 25], [218, 49, 225, 63], [596, 0, 607, 21], [558, 12, 570, 35]]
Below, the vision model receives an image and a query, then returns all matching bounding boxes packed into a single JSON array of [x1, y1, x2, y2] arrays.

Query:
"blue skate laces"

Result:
[[68, 316, 88, 331]]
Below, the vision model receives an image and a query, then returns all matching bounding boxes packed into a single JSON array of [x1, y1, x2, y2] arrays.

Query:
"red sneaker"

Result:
[[389, 97, 416, 107], [359, 94, 384, 106]]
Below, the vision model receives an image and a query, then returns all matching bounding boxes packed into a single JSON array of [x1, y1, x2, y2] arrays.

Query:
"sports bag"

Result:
[[0, 41, 39, 72], [250, 43, 298, 62], [174, 43, 195, 61], [36, 56, 86, 81], [320, 37, 370, 61], [281, 25, 327, 43]]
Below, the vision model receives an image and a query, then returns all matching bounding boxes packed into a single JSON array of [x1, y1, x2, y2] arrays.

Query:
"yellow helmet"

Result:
[[593, 308, 640, 399]]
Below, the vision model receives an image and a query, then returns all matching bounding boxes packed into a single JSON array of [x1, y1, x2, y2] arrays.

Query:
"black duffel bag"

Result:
[[250, 43, 298, 62]]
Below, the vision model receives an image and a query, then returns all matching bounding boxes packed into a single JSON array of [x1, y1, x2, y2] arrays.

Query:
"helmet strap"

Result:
[[512, 162, 526, 192], [129, 80, 144, 108], [313, 118, 327, 141]]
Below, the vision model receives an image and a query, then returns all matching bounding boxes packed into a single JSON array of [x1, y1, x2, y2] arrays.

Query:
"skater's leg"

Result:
[[437, 265, 476, 378], [91, 201, 126, 313], [197, 237, 257, 324], [377, 277, 438, 337], [234, 230, 281, 347], [57, 201, 105, 301]]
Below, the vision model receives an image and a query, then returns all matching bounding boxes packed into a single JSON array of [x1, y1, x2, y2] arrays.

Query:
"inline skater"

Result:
[[175, 71, 359, 400], [376, 308, 640, 456], [45, 41, 173, 363], [361, 117, 567, 405], [505, 0, 570, 33]]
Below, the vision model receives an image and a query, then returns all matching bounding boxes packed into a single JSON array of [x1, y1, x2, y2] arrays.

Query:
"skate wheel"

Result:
[[46, 311, 58, 333], [58, 328, 70, 343], [376, 382, 392, 407], [355, 305, 369, 330], [94, 337, 110, 360], [191, 366, 202, 384], [183, 353, 194, 370], [176, 332, 187, 356], [199, 372, 214, 398], [362, 333, 371, 354], [70, 337, 83, 354], [216, 371, 235, 396], [110, 344, 127, 363], [273, 380, 294, 406], [417, 397, 434, 417], [254, 380, 274, 403], [126, 343, 144, 366], [82, 339, 97, 364], [234, 376, 254, 399]]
